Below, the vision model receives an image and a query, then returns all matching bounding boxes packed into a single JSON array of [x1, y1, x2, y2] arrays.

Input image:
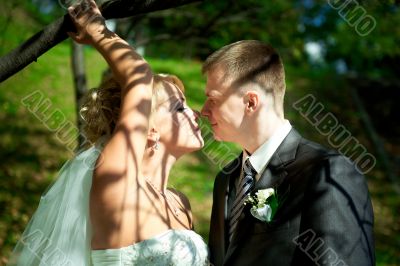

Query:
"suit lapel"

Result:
[[255, 129, 301, 190], [215, 154, 242, 263], [226, 172, 237, 226], [223, 129, 302, 264]]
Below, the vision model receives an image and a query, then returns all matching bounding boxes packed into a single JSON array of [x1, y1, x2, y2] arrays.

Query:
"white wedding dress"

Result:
[[8, 138, 209, 266], [91, 229, 209, 265]]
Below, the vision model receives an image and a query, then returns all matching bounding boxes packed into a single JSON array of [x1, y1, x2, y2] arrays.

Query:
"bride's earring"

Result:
[[148, 128, 159, 152], [152, 137, 159, 151]]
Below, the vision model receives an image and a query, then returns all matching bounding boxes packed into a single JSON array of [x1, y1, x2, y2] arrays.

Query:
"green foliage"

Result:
[[0, 41, 238, 262], [1, 1, 400, 265], [131, 0, 400, 82], [0, 4, 41, 56], [2, 47, 399, 264]]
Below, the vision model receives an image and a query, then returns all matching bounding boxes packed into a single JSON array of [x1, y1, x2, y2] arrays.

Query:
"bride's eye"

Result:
[[176, 105, 188, 112]]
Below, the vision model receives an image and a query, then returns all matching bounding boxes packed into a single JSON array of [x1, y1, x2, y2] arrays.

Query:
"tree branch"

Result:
[[0, 0, 201, 82]]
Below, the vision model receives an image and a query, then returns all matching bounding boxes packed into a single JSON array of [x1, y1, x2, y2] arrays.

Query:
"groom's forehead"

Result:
[[206, 75, 227, 93], [205, 81, 234, 99], [206, 75, 235, 96]]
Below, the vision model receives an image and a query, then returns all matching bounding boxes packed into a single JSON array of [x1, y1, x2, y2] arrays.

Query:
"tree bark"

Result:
[[71, 41, 88, 150], [349, 85, 400, 194], [0, 0, 201, 82]]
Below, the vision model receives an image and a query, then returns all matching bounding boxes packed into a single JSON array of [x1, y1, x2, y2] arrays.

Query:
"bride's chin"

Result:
[[195, 137, 205, 149], [185, 140, 205, 152]]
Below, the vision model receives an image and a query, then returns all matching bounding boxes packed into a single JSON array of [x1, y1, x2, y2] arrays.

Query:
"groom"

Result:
[[201, 40, 375, 266]]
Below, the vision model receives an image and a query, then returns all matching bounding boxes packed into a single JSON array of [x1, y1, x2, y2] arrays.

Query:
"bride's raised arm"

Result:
[[68, 0, 152, 177], [68, 0, 153, 247]]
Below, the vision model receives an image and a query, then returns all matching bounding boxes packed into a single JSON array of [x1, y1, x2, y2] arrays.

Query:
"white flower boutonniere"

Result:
[[245, 188, 278, 223]]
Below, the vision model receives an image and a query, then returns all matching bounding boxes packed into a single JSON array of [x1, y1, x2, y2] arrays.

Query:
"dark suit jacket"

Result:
[[208, 129, 375, 266]]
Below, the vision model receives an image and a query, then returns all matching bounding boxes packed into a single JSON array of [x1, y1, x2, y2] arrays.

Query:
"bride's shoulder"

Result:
[[167, 188, 191, 209], [167, 188, 193, 227]]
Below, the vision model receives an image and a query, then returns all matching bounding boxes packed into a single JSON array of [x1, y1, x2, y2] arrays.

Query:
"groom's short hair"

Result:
[[202, 40, 286, 117]]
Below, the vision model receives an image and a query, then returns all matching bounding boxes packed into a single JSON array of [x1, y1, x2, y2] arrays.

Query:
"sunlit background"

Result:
[[0, 0, 399, 265]]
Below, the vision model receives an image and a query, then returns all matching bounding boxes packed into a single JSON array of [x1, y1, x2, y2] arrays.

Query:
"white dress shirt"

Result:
[[237, 120, 292, 188]]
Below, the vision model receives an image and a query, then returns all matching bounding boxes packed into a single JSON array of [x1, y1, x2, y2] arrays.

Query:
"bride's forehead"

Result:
[[159, 82, 185, 99], [162, 80, 183, 93], [156, 90, 184, 108]]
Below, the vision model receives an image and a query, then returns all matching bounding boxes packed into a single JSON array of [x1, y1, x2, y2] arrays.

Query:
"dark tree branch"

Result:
[[100, 0, 200, 19], [0, 0, 201, 82]]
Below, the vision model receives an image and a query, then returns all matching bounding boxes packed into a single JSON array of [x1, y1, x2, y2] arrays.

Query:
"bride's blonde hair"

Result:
[[80, 71, 185, 144]]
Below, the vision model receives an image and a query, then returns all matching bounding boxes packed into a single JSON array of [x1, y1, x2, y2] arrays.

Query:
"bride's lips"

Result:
[[192, 122, 200, 131]]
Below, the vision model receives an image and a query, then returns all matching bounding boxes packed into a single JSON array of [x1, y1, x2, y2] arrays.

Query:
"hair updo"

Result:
[[79, 71, 185, 145]]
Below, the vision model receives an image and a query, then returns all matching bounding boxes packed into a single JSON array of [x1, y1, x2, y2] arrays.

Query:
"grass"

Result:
[[0, 6, 399, 265], [0, 37, 238, 264]]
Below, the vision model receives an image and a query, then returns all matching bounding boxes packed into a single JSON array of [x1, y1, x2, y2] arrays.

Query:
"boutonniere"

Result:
[[244, 188, 278, 223]]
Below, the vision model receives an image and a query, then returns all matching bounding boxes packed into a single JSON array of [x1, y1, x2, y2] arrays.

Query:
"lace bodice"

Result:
[[91, 229, 209, 266]]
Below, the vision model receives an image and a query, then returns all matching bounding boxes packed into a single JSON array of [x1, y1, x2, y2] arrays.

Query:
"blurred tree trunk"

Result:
[[349, 82, 400, 194], [71, 41, 88, 150], [0, 0, 201, 82]]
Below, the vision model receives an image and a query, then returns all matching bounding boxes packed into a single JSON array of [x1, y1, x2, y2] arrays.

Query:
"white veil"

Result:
[[8, 138, 107, 266]]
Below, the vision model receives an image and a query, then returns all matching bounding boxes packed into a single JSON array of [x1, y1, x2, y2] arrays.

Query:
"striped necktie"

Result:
[[228, 159, 255, 240]]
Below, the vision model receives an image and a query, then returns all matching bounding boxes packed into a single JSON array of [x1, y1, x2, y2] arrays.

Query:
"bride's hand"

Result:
[[67, 0, 109, 45]]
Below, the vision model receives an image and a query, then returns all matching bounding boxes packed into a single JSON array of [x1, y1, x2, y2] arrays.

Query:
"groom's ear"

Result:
[[244, 91, 259, 114]]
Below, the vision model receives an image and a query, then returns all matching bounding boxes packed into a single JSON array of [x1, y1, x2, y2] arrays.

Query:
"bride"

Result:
[[8, 0, 209, 265]]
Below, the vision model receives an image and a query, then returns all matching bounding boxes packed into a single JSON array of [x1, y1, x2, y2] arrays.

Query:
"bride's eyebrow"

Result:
[[156, 97, 182, 111], [170, 98, 186, 110], [172, 97, 185, 104], [156, 96, 178, 106]]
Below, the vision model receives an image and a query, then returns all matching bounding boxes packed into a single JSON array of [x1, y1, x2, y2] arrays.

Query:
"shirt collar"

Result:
[[243, 120, 292, 177]]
